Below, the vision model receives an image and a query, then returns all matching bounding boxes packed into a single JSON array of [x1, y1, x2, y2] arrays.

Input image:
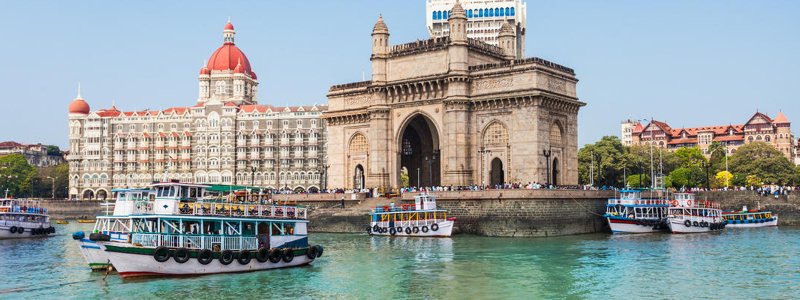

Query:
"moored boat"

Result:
[[368, 193, 454, 237], [0, 198, 55, 239], [723, 206, 778, 228], [604, 189, 670, 234], [666, 193, 726, 234], [90, 182, 323, 278]]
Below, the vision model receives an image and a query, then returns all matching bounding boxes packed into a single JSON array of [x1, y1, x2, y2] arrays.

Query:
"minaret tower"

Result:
[[371, 15, 389, 84], [447, 0, 468, 73], [498, 23, 516, 60]]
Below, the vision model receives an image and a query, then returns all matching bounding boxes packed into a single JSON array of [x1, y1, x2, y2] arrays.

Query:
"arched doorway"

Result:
[[399, 115, 440, 187], [97, 190, 108, 200], [552, 158, 559, 186], [354, 165, 365, 190], [490, 158, 504, 186], [82, 189, 94, 200]]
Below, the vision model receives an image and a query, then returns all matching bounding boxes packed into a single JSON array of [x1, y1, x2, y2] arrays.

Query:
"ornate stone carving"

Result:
[[475, 78, 513, 90], [344, 94, 371, 107]]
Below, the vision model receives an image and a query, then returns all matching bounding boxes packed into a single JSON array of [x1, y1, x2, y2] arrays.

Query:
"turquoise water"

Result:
[[1, 224, 798, 299]]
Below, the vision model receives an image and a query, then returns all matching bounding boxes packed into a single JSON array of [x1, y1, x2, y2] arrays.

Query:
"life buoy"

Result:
[[315, 245, 323, 258], [153, 246, 171, 262], [431, 223, 439, 232], [413, 227, 420, 233], [282, 248, 294, 263], [306, 246, 318, 260], [405, 227, 412, 234], [422, 226, 429, 233], [173, 248, 190, 263], [237, 250, 252, 265], [671, 200, 678, 207], [197, 249, 213, 265], [9, 226, 17, 234], [684, 220, 691, 227], [686, 200, 693, 206], [389, 228, 397, 235], [256, 248, 269, 263], [268, 248, 282, 263], [219, 250, 235, 265]]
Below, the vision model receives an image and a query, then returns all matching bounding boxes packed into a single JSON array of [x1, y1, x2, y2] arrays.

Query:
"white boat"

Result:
[[88, 181, 323, 278], [74, 188, 151, 271], [0, 198, 55, 239], [604, 189, 670, 234], [666, 193, 726, 234], [368, 193, 454, 237], [723, 206, 778, 228]]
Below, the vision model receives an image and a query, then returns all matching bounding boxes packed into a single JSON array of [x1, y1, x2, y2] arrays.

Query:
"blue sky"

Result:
[[0, 0, 798, 148]]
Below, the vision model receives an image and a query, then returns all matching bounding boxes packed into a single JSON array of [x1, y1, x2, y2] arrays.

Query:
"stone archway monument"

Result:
[[324, 6, 584, 190]]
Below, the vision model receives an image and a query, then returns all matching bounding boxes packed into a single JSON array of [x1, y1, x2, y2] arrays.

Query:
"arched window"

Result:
[[215, 81, 226, 95], [765, 135, 771, 142], [495, 8, 500, 16], [550, 122, 564, 146], [432, 11, 437, 20], [484, 122, 509, 146], [479, 9, 483, 17], [510, 7, 515, 16], [505, 7, 510, 16], [489, 8, 494, 17], [349, 133, 368, 154]]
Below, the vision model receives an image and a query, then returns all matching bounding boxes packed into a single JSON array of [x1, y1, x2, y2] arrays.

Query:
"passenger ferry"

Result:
[[0, 198, 55, 239], [723, 206, 778, 228], [74, 188, 151, 271], [368, 193, 454, 237], [665, 193, 726, 234], [86, 181, 323, 278], [604, 190, 670, 234]]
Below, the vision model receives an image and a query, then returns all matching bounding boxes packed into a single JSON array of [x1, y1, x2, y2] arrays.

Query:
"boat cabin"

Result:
[[152, 182, 209, 215], [111, 188, 154, 216], [414, 194, 437, 210]]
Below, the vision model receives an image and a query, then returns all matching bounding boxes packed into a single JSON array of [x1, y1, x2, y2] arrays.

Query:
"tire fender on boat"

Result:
[[396, 226, 403, 233], [268, 248, 282, 263], [315, 245, 323, 258], [431, 224, 439, 232], [197, 249, 213, 265], [219, 250, 235, 265], [372, 224, 380, 232], [306, 246, 318, 260], [256, 248, 269, 263], [173, 248, 190, 264], [405, 227, 412, 234], [413, 227, 420, 233], [153, 246, 171, 262], [17, 227, 24, 234], [692, 221, 699, 227], [282, 248, 294, 263], [237, 250, 252, 265], [9, 226, 17, 234], [421, 226, 429, 233], [389, 228, 397, 235], [684, 220, 692, 227]]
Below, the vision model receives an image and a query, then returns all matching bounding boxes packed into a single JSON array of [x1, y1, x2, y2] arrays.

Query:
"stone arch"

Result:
[[348, 132, 369, 155], [397, 113, 441, 187], [490, 157, 504, 186], [82, 189, 95, 200], [550, 121, 564, 146], [96, 189, 109, 200], [482, 120, 509, 147]]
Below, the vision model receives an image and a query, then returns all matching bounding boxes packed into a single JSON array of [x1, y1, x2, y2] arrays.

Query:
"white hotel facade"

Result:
[[426, 0, 527, 58], [67, 22, 327, 200]]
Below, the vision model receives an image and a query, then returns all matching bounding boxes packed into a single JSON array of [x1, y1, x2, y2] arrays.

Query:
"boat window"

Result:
[[284, 223, 294, 235]]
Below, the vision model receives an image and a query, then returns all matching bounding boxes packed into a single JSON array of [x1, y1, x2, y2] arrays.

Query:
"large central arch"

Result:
[[398, 114, 440, 187]]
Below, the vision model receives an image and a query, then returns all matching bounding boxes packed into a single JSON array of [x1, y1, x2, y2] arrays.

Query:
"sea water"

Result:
[[1, 223, 797, 299]]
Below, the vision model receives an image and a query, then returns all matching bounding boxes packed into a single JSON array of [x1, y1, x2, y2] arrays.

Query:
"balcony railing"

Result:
[[177, 202, 308, 220], [131, 233, 259, 251]]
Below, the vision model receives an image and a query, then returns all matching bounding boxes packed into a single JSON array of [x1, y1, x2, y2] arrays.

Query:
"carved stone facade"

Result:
[[324, 5, 584, 190]]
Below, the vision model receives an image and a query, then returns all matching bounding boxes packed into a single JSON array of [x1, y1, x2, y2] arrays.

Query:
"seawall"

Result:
[[37, 200, 104, 219]]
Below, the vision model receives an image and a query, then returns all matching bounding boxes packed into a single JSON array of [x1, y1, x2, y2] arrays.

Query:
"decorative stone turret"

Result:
[[498, 22, 516, 61], [447, 1, 468, 73], [371, 15, 389, 83]]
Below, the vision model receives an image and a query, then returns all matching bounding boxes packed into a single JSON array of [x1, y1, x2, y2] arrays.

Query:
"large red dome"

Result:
[[69, 99, 90, 114], [207, 44, 253, 76]]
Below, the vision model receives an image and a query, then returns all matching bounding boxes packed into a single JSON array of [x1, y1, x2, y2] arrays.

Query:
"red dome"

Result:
[[207, 44, 253, 76], [224, 22, 234, 31], [199, 66, 210, 75], [69, 99, 90, 114]]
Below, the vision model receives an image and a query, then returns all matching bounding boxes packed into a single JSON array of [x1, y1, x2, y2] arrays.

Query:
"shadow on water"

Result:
[[1, 224, 799, 299]]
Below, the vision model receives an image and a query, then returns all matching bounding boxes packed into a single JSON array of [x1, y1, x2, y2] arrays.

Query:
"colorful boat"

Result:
[[0, 199, 55, 239], [666, 193, 726, 234], [88, 181, 323, 278], [368, 193, 454, 237], [722, 206, 778, 228], [604, 190, 670, 234], [74, 188, 152, 271]]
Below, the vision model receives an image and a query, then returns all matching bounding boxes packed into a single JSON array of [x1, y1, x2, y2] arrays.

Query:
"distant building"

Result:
[[620, 119, 641, 146], [630, 112, 796, 161], [67, 21, 327, 200], [426, 0, 527, 58], [0, 141, 64, 167]]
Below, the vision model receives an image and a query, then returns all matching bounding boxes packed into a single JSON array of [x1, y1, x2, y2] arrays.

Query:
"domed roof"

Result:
[[69, 99, 90, 114], [224, 21, 234, 31], [206, 21, 254, 77], [199, 66, 210, 75]]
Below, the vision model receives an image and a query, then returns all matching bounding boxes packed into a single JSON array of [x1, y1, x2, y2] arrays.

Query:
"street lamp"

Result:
[[543, 147, 552, 185], [322, 163, 330, 191], [478, 147, 492, 186]]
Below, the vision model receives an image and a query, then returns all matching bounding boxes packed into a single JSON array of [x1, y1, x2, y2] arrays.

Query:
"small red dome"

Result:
[[224, 22, 234, 31], [207, 44, 253, 76], [199, 66, 210, 75], [234, 60, 244, 73], [69, 99, 90, 114]]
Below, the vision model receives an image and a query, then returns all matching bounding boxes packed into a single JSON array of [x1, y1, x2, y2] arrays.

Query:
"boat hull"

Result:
[[368, 220, 454, 237], [103, 245, 316, 278], [0, 225, 54, 239], [726, 217, 778, 228], [667, 218, 725, 234], [606, 218, 664, 234], [78, 238, 112, 270]]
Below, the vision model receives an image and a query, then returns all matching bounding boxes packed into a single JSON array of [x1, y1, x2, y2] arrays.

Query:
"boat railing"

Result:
[[0, 206, 48, 214], [0, 219, 51, 228], [177, 203, 308, 219], [132, 233, 259, 251], [607, 199, 669, 205], [374, 218, 446, 227]]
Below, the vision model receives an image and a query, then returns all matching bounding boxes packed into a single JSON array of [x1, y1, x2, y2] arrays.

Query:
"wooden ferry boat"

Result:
[[722, 206, 778, 228], [0, 198, 55, 239], [368, 194, 454, 237], [604, 189, 670, 234], [87, 182, 323, 278], [666, 193, 727, 234]]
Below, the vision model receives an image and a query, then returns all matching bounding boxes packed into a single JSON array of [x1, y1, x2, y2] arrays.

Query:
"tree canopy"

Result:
[[729, 142, 795, 185], [0, 154, 36, 197]]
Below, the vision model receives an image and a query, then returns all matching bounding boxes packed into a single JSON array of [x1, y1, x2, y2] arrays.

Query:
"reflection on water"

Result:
[[0, 224, 798, 299]]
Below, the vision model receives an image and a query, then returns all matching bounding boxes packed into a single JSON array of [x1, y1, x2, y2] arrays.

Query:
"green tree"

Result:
[[667, 166, 703, 189], [707, 142, 727, 173], [45, 145, 62, 156], [0, 154, 36, 197], [729, 142, 795, 185], [626, 174, 649, 188], [31, 163, 70, 199], [673, 147, 707, 168], [578, 136, 627, 187]]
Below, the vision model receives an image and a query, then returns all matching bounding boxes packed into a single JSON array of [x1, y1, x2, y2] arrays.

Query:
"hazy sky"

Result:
[[1, 0, 798, 148]]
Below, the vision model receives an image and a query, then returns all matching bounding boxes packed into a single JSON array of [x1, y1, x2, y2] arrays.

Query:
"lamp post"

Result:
[[701, 161, 710, 191], [416, 167, 421, 188], [322, 163, 330, 191], [46, 176, 55, 199], [478, 148, 492, 186], [543, 147, 552, 185]]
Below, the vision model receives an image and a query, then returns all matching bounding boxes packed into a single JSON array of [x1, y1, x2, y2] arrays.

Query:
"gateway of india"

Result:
[[324, 1, 584, 190], [67, 1, 584, 199]]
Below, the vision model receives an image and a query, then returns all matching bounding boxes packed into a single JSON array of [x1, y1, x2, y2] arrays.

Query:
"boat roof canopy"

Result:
[[111, 188, 152, 193], [151, 182, 210, 188], [204, 184, 270, 193]]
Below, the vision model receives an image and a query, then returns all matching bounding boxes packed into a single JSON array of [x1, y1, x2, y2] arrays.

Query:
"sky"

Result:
[[0, 0, 798, 149]]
